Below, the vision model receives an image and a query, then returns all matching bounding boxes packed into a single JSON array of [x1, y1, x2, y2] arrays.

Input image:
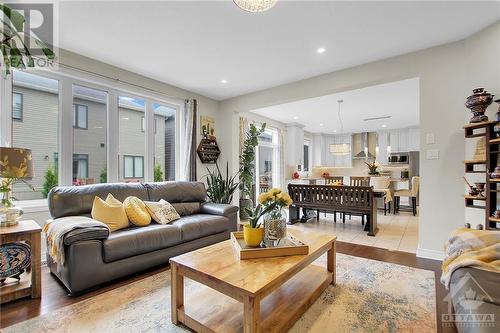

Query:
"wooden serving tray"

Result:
[[230, 231, 309, 260]]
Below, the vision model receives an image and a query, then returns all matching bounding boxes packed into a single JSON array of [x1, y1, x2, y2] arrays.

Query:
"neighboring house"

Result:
[[11, 73, 175, 200]]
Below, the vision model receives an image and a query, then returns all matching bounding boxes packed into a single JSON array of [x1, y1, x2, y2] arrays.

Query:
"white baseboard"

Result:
[[416, 247, 445, 261]]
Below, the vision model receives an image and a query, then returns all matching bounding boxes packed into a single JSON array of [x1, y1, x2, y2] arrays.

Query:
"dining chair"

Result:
[[347, 176, 371, 223], [350, 176, 371, 187], [394, 176, 419, 216], [324, 176, 344, 185]]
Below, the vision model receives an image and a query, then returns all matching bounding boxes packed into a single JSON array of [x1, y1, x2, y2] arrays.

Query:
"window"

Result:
[[256, 127, 280, 196], [153, 103, 176, 181], [73, 154, 89, 181], [303, 139, 311, 172], [124, 155, 144, 178], [12, 71, 59, 200], [119, 96, 146, 181], [12, 92, 23, 120], [73, 104, 88, 129], [73, 85, 107, 184]]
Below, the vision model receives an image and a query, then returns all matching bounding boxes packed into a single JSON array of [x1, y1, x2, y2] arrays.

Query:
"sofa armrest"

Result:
[[64, 227, 110, 246], [200, 202, 238, 217]]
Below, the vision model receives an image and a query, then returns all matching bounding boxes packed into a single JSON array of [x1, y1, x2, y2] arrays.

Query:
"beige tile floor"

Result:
[[291, 210, 419, 253]]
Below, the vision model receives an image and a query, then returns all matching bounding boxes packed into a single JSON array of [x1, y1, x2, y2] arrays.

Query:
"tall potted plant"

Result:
[[239, 123, 266, 219]]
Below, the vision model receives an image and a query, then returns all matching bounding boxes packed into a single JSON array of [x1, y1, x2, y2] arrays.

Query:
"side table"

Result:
[[0, 220, 42, 304]]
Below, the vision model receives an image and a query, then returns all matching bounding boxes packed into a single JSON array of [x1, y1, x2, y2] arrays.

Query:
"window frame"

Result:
[[1, 67, 183, 203], [123, 155, 144, 179], [12, 92, 23, 121], [73, 103, 88, 130]]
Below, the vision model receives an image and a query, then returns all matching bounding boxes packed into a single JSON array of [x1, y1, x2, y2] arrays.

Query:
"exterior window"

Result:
[[73, 104, 88, 129], [124, 155, 144, 178], [73, 154, 89, 180], [13, 92, 23, 120], [303, 141, 311, 172], [141, 116, 157, 134]]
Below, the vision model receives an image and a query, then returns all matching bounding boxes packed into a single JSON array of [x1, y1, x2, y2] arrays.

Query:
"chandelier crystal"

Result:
[[234, 0, 277, 13]]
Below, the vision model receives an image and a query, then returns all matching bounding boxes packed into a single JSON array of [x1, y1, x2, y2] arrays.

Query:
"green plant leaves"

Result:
[[204, 161, 239, 204]]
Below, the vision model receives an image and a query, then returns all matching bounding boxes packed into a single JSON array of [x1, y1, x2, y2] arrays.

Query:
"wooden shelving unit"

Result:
[[464, 121, 500, 230]]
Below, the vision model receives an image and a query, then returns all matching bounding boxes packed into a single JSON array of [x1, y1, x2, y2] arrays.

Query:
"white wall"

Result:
[[218, 21, 500, 259]]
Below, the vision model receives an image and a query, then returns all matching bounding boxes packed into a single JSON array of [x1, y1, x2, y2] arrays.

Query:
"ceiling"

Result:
[[250, 77, 419, 133], [58, 1, 500, 101]]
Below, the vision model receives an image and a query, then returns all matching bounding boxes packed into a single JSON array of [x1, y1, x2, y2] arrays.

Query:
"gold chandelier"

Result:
[[234, 0, 277, 13]]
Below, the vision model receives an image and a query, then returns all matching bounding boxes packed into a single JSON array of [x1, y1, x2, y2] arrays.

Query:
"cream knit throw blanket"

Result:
[[441, 227, 500, 289], [43, 216, 109, 267]]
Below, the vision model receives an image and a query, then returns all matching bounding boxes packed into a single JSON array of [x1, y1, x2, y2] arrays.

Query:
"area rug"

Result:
[[2, 254, 436, 333]]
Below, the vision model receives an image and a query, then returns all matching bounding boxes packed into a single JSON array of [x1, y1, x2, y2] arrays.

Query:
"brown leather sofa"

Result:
[[47, 181, 238, 295]]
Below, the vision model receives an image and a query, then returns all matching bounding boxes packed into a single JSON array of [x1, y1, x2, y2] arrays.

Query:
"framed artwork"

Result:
[[200, 116, 215, 137]]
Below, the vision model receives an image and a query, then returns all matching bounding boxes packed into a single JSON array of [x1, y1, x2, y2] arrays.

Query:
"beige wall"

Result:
[[218, 22, 500, 258]]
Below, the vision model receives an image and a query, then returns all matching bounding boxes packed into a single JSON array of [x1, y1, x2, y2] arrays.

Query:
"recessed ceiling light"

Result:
[[333, 130, 337, 133], [320, 123, 324, 126], [317, 47, 326, 54], [293, 116, 299, 120], [382, 124, 387, 128], [221, 79, 227, 84]]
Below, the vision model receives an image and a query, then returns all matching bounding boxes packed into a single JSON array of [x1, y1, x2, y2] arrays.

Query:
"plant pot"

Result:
[[239, 198, 253, 220], [243, 225, 264, 247]]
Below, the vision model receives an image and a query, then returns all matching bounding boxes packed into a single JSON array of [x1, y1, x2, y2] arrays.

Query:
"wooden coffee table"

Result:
[[169, 227, 336, 333]]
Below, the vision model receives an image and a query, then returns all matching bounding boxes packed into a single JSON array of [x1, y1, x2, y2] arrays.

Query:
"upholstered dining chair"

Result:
[[394, 176, 419, 216], [370, 176, 392, 215]]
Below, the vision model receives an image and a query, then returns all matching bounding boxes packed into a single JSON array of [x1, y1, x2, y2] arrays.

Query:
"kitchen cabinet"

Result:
[[377, 128, 420, 163], [408, 127, 420, 151]]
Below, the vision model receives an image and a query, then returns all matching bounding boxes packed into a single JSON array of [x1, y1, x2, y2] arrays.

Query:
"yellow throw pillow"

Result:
[[124, 196, 151, 227], [106, 193, 122, 205], [91, 196, 129, 232], [145, 199, 180, 225]]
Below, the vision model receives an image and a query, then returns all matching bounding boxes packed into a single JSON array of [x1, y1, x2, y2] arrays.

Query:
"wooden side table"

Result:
[[0, 220, 42, 304]]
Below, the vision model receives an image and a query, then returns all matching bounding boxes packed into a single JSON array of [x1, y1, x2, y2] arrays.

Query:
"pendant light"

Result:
[[331, 99, 350, 155], [234, 0, 277, 13]]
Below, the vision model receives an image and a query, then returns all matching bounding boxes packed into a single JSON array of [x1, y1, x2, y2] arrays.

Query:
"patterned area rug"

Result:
[[3, 254, 436, 333]]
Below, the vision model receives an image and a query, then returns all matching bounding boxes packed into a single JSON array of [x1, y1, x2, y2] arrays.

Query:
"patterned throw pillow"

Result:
[[144, 199, 180, 225]]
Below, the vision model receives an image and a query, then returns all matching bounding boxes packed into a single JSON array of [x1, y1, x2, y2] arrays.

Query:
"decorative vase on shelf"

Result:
[[465, 88, 494, 123], [263, 207, 287, 247], [494, 99, 500, 138]]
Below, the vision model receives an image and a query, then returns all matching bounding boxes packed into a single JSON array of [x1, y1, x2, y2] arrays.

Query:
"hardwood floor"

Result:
[[0, 242, 455, 333]]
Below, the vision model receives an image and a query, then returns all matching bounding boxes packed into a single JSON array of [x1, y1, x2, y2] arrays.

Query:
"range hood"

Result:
[[353, 132, 375, 159]]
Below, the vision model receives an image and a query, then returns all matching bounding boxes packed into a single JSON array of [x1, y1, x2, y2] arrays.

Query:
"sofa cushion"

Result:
[[49, 183, 149, 218], [170, 214, 229, 242], [103, 224, 182, 263], [144, 181, 207, 203], [91, 195, 130, 232]]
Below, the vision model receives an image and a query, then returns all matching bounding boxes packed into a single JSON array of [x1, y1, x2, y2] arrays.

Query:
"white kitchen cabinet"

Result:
[[408, 127, 420, 151]]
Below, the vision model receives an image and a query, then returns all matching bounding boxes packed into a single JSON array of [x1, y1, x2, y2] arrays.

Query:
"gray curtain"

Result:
[[181, 99, 197, 181]]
